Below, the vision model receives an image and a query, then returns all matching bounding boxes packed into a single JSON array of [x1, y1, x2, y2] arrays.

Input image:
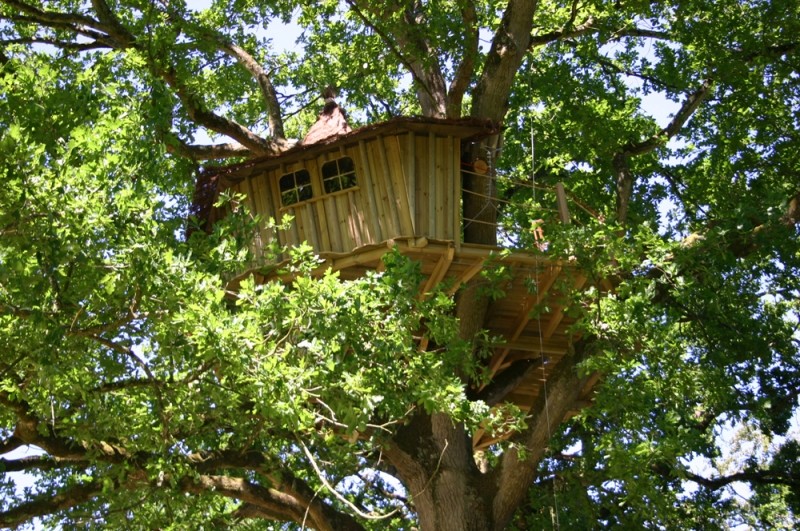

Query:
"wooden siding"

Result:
[[221, 131, 463, 266]]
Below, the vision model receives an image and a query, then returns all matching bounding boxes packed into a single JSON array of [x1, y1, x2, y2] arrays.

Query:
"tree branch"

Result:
[[188, 450, 366, 530], [1, 0, 280, 158], [0, 12, 115, 45], [158, 66, 277, 156], [609, 27, 672, 42], [0, 480, 104, 528], [613, 151, 633, 224], [345, 0, 446, 117], [529, 16, 596, 48], [782, 191, 800, 226], [624, 78, 714, 157], [215, 41, 286, 143], [0, 455, 90, 473], [737, 41, 799, 63], [491, 340, 592, 530], [397, 2, 449, 118], [179, 473, 367, 531], [89, 0, 135, 47], [473, 0, 539, 120], [446, 1, 478, 117], [0, 37, 108, 51], [1, 0, 107, 33], [165, 135, 251, 160], [82, 333, 171, 441], [652, 461, 800, 491], [529, 18, 672, 49], [0, 391, 88, 460], [298, 439, 400, 522], [180, 475, 307, 523], [594, 54, 681, 92], [88, 377, 154, 395], [0, 434, 25, 455]]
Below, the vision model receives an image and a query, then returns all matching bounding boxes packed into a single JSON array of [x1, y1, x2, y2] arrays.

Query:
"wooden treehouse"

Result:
[[194, 104, 594, 448]]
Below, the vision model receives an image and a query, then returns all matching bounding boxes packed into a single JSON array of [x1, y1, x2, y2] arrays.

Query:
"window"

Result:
[[321, 157, 357, 194], [279, 169, 312, 206]]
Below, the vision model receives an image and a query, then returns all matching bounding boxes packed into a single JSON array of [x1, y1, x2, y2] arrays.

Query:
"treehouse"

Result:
[[194, 105, 595, 448]]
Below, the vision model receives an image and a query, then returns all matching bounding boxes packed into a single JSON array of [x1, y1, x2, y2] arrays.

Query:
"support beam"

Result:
[[485, 266, 562, 377]]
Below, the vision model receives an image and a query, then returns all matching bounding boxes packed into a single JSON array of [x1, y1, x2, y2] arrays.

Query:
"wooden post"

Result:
[[555, 182, 571, 225]]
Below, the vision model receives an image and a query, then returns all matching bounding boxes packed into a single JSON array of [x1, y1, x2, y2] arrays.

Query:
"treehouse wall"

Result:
[[222, 131, 463, 262]]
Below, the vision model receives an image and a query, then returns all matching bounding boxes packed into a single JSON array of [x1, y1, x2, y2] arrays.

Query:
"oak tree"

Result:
[[1, 0, 799, 529]]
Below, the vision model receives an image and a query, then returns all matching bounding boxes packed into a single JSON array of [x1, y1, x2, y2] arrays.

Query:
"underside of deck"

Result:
[[236, 237, 594, 448]]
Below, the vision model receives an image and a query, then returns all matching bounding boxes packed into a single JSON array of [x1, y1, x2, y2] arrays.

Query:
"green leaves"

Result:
[[1, 0, 799, 528]]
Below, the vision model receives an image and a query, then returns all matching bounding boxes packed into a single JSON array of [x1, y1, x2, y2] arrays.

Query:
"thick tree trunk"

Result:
[[385, 414, 493, 531], [462, 135, 501, 246]]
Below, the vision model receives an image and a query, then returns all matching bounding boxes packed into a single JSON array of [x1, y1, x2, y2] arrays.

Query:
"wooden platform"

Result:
[[237, 237, 589, 448]]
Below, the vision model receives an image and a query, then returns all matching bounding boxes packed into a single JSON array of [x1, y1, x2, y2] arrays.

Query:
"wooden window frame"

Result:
[[321, 157, 357, 194]]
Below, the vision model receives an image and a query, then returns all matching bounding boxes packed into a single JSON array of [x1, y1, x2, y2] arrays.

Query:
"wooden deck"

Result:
[[233, 237, 592, 448]]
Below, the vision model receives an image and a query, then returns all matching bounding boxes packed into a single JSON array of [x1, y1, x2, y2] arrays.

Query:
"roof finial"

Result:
[[301, 86, 352, 145], [321, 85, 338, 114]]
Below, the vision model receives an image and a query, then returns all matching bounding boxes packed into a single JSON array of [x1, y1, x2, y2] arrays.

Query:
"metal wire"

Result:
[[531, 122, 560, 531]]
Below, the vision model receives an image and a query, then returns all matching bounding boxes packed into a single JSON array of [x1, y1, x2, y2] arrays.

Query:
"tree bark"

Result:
[[386, 414, 493, 530]]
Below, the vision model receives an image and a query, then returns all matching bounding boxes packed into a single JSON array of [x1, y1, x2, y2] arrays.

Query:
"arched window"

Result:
[[279, 169, 312, 206], [321, 157, 357, 194]]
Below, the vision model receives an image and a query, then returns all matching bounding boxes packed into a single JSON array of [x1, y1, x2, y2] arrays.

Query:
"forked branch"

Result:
[[613, 78, 714, 223], [447, 1, 479, 117]]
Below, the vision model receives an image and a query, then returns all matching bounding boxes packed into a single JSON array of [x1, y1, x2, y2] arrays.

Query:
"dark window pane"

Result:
[[279, 169, 313, 206], [279, 174, 295, 191], [321, 157, 357, 195], [324, 177, 342, 193], [321, 161, 337, 180], [282, 190, 299, 205], [339, 157, 355, 174], [342, 173, 357, 189]]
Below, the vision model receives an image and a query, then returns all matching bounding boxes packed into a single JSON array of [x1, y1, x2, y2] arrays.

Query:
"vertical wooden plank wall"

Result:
[[415, 134, 429, 239], [370, 137, 402, 238], [428, 132, 437, 237], [316, 152, 342, 253], [243, 176, 264, 260], [358, 140, 387, 243], [435, 135, 447, 240], [405, 132, 416, 229], [312, 153, 333, 252], [381, 135, 415, 237], [218, 129, 465, 264], [275, 163, 300, 250], [343, 144, 373, 248]]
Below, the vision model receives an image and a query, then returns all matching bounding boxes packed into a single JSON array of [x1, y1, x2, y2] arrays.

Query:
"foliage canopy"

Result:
[[1, 0, 799, 529]]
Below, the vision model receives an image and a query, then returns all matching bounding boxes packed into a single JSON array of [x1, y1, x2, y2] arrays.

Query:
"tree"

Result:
[[1, 0, 799, 529]]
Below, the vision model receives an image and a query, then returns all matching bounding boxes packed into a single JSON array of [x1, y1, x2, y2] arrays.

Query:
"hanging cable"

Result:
[[530, 120, 560, 531]]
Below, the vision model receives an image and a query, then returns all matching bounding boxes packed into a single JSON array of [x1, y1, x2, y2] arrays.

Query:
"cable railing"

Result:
[[460, 167, 603, 250]]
